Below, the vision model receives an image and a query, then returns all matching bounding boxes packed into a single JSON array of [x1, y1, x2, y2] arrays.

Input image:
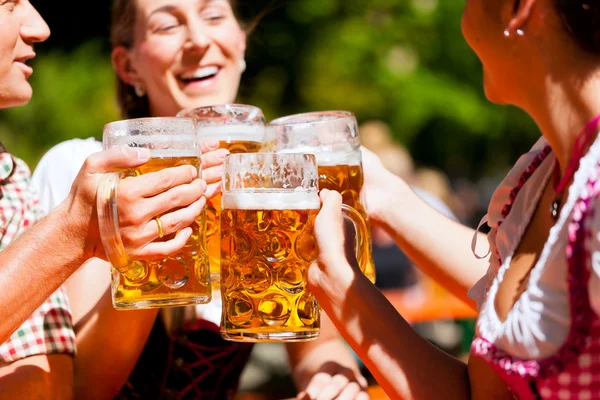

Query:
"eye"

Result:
[[149, 14, 182, 33], [201, 7, 227, 23]]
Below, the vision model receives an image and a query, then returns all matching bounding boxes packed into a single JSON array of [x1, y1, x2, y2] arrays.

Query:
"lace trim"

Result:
[[472, 158, 598, 379]]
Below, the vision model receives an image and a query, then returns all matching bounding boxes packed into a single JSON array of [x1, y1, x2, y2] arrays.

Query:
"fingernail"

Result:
[[206, 139, 220, 150], [218, 149, 230, 159], [135, 148, 151, 161]]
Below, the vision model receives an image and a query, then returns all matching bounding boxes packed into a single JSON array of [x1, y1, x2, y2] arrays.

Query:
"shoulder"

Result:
[[35, 138, 102, 174]]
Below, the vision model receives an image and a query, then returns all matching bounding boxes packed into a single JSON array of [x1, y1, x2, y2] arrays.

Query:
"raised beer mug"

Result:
[[265, 111, 376, 283], [97, 117, 211, 310], [177, 104, 265, 286], [220, 153, 370, 342]]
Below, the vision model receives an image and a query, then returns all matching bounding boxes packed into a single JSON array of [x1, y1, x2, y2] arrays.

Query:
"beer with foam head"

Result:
[[220, 191, 320, 342], [178, 105, 265, 286], [266, 111, 376, 282], [99, 118, 211, 310]]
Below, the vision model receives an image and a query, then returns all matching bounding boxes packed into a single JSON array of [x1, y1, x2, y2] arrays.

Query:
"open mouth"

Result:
[[179, 66, 220, 85]]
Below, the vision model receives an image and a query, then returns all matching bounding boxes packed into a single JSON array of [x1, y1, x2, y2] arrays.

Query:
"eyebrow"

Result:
[[147, 0, 223, 19]]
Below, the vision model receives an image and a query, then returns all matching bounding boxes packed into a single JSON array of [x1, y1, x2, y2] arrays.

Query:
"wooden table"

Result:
[[382, 280, 478, 324]]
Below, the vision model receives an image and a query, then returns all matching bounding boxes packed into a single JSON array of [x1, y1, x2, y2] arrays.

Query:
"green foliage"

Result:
[[0, 1, 540, 179], [0, 41, 119, 167]]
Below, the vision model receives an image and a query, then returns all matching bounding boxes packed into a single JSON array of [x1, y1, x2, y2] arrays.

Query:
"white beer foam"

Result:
[[277, 147, 361, 166], [197, 124, 265, 142], [222, 190, 320, 210], [110, 135, 199, 158]]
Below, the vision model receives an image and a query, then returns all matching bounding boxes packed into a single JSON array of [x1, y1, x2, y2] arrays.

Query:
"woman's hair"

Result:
[[554, 0, 600, 54], [110, 0, 248, 119], [111, 0, 147, 119]]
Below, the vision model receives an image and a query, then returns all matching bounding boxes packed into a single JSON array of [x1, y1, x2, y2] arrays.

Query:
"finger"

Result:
[[202, 165, 224, 185], [122, 165, 198, 199], [355, 392, 370, 400], [304, 373, 333, 400], [142, 197, 206, 245], [315, 190, 345, 252], [316, 374, 350, 400], [205, 181, 222, 200], [336, 382, 363, 400], [145, 179, 207, 217], [201, 148, 229, 170], [200, 138, 220, 154], [82, 147, 151, 174], [134, 227, 193, 260]]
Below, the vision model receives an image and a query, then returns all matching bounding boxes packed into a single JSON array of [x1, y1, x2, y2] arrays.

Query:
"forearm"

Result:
[[0, 203, 87, 341], [73, 289, 158, 399], [373, 178, 487, 305], [286, 313, 363, 391], [310, 263, 471, 400]]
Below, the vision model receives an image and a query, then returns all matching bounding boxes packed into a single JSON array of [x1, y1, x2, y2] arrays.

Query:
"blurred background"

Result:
[[1, 0, 543, 398]]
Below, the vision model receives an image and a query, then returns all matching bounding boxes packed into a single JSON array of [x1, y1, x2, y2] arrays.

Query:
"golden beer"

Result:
[[220, 191, 321, 342], [112, 155, 211, 309], [205, 140, 262, 284], [317, 162, 376, 282]]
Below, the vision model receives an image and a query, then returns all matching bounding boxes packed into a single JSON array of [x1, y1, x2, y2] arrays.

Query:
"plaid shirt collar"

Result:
[[0, 143, 15, 200]]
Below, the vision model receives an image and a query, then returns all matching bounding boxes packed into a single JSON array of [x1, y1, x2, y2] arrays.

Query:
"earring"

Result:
[[503, 28, 524, 38], [239, 59, 247, 73], [134, 84, 146, 97]]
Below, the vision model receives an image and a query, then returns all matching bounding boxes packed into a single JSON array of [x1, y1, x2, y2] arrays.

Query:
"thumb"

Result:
[[82, 147, 151, 174], [315, 189, 345, 251]]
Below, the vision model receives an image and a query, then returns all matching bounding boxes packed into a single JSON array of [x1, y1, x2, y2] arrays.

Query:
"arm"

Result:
[[0, 355, 73, 399], [286, 313, 368, 400], [362, 148, 487, 306], [309, 190, 471, 400]]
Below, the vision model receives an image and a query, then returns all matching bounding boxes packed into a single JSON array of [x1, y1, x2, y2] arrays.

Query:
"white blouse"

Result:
[[470, 135, 600, 360]]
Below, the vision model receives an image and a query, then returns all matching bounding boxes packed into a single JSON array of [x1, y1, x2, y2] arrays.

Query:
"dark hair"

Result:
[[555, 0, 600, 54]]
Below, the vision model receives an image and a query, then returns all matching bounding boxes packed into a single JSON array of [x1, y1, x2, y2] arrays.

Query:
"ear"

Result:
[[112, 46, 141, 87], [506, 0, 536, 34]]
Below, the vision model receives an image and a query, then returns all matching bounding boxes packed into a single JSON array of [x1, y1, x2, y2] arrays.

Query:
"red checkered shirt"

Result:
[[0, 148, 76, 362]]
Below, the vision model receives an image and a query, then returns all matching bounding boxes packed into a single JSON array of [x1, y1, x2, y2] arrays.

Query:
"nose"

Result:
[[20, 1, 51, 44], [184, 24, 210, 54]]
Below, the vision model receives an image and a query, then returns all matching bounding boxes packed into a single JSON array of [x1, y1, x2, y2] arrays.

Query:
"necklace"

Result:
[[550, 114, 600, 219]]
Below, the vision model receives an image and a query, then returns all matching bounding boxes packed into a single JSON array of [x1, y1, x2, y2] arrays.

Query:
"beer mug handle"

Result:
[[97, 172, 147, 282], [340, 204, 370, 276]]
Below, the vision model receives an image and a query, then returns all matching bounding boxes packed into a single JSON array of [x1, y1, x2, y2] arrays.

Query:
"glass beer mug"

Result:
[[177, 104, 265, 286], [265, 111, 376, 283], [97, 117, 211, 310], [220, 153, 370, 342]]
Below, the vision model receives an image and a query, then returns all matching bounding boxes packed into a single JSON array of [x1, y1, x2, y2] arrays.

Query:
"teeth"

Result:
[[180, 66, 219, 80]]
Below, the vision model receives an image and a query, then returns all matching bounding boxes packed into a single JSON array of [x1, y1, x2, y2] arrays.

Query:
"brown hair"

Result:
[[555, 0, 600, 54], [111, 0, 149, 119]]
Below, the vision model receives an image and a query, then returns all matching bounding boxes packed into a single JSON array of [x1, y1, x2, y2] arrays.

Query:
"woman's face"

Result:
[[461, 0, 534, 105], [0, 0, 49, 109], [116, 0, 246, 117]]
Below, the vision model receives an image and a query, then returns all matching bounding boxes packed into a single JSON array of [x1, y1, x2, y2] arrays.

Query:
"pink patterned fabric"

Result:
[[472, 148, 600, 399]]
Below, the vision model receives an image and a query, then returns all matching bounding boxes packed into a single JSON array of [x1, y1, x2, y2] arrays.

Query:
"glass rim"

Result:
[[103, 116, 195, 136], [177, 103, 265, 122], [268, 110, 355, 127]]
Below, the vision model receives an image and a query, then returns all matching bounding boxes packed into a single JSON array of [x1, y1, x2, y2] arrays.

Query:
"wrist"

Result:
[[56, 195, 96, 263], [368, 173, 411, 224]]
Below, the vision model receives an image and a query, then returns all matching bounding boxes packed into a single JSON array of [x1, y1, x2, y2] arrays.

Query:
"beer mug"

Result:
[[265, 111, 376, 283], [97, 117, 211, 310], [177, 104, 265, 286], [220, 153, 370, 342]]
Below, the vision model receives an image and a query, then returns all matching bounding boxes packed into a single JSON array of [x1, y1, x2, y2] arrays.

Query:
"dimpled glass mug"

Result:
[[265, 111, 376, 283], [177, 104, 265, 288], [219, 153, 370, 342], [97, 117, 211, 310]]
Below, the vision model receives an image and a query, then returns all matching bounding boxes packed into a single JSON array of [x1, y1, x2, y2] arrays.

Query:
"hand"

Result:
[[199, 139, 229, 199], [308, 189, 355, 293], [297, 361, 369, 400], [360, 146, 409, 223], [66, 146, 208, 262]]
